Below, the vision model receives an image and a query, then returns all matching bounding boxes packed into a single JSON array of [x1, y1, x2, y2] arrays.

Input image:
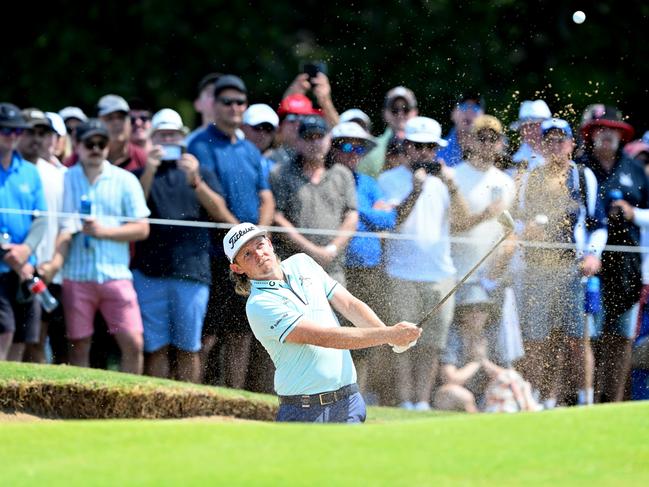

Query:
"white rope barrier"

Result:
[[1, 207, 647, 254]]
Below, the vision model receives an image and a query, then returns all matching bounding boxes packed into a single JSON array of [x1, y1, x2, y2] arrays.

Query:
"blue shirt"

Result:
[[0, 152, 47, 273], [346, 172, 396, 268], [60, 161, 150, 283], [246, 253, 357, 396], [187, 124, 269, 224]]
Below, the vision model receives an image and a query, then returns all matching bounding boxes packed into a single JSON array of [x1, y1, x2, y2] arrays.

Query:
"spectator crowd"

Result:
[[2, 70, 649, 412]]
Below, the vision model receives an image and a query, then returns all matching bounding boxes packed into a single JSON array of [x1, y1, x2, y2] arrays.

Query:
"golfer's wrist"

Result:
[[325, 243, 338, 257]]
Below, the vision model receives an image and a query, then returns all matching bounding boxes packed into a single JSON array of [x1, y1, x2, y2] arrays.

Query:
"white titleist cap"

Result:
[[223, 223, 267, 263]]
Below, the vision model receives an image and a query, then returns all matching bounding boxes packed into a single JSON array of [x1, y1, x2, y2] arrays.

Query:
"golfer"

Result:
[[224, 223, 421, 423]]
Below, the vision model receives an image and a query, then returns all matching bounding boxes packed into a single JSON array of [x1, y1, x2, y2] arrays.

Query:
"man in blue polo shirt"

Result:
[[0, 103, 48, 360], [187, 74, 275, 388], [224, 222, 421, 423]]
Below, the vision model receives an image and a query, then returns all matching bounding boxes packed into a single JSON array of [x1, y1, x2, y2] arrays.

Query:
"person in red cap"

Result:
[[576, 104, 646, 403]]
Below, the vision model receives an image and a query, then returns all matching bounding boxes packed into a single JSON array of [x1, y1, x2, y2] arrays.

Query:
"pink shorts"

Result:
[[62, 279, 144, 340]]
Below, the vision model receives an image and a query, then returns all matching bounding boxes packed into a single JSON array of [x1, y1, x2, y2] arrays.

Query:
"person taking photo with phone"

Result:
[[132, 109, 237, 382]]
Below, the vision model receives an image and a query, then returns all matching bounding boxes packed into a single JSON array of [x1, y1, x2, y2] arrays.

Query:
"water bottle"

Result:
[[26, 276, 59, 313], [79, 195, 92, 249], [0, 227, 10, 258], [584, 276, 601, 315]]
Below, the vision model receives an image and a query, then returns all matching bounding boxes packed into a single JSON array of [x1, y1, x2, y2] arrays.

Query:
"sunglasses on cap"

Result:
[[217, 96, 247, 107], [251, 123, 276, 133], [83, 138, 108, 150], [457, 102, 482, 113], [333, 141, 367, 155], [0, 127, 25, 136]]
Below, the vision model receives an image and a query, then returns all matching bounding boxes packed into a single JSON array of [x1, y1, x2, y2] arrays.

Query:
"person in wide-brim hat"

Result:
[[580, 104, 634, 144]]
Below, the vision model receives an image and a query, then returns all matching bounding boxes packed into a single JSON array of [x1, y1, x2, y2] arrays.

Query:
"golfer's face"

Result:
[[233, 236, 276, 279]]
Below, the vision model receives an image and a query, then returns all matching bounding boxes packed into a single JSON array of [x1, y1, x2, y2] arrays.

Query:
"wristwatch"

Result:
[[325, 243, 338, 257]]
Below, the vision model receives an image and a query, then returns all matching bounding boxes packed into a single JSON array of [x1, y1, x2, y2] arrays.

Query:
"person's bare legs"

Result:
[[413, 344, 439, 404], [145, 346, 170, 378], [456, 306, 490, 360], [434, 384, 479, 413], [598, 334, 633, 402], [68, 337, 92, 367], [23, 321, 49, 363], [200, 334, 217, 383], [221, 332, 252, 389], [7, 342, 25, 361], [176, 350, 201, 383], [518, 339, 557, 401], [113, 331, 143, 375], [0, 331, 12, 360]]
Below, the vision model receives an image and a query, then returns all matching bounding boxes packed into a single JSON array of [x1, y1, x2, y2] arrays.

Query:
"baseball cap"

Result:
[[46, 112, 67, 136], [472, 115, 503, 135], [456, 91, 486, 110], [510, 100, 551, 130], [339, 109, 372, 131], [331, 122, 376, 147], [223, 223, 267, 263], [97, 94, 130, 117], [384, 86, 417, 109], [541, 118, 573, 139], [213, 74, 247, 97], [197, 72, 223, 94], [298, 115, 328, 138], [75, 119, 109, 142], [0, 102, 29, 129], [243, 104, 279, 128], [59, 106, 88, 123], [277, 94, 319, 118], [404, 117, 447, 146], [580, 104, 634, 143], [21, 108, 54, 131], [151, 108, 185, 133]]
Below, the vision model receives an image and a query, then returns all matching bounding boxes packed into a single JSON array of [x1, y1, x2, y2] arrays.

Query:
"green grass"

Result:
[[1, 363, 648, 486]]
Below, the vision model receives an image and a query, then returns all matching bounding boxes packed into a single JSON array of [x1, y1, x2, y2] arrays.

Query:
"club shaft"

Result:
[[417, 231, 511, 327]]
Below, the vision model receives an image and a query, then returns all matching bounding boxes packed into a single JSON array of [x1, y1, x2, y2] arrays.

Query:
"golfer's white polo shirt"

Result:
[[246, 253, 357, 396]]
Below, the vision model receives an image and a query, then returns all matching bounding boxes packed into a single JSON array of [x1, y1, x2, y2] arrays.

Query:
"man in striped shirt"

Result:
[[41, 119, 150, 374]]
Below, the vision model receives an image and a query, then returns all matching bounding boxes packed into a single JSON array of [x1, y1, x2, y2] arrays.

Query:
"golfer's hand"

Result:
[[389, 322, 421, 350]]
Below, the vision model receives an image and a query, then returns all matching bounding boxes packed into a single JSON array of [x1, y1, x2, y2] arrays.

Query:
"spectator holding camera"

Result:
[[378, 116, 472, 410], [282, 66, 339, 128], [132, 109, 236, 382], [40, 119, 150, 374], [576, 105, 645, 403], [451, 115, 516, 359]]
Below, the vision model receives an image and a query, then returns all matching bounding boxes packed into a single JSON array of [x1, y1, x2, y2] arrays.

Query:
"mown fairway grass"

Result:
[[1, 363, 648, 486]]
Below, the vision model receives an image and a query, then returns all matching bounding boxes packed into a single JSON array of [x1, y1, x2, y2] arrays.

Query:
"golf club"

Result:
[[416, 210, 516, 327]]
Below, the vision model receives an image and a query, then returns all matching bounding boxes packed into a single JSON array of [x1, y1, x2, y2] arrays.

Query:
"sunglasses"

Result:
[[408, 141, 438, 151], [252, 123, 276, 133], [458, 102, 482, 113], [130, 115, 151, 124], [390, 106, 411, 116], [334, 142, 367, 155], [476, 132, 500, 144], [284, 114, 303, 122], [83, 138, 108, 150], [217, 97, 247, 107], [0, 127, 25, 136]]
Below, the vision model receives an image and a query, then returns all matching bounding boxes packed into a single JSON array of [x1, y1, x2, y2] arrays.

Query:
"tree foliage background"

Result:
[[3, 0, 648, 135]]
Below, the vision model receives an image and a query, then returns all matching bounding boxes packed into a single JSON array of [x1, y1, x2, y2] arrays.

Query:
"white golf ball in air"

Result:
[[572, 10, 586, 24]]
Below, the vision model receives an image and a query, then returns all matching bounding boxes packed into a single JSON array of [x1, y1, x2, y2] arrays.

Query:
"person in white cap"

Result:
[[339, 108, 372, 133], [131, 108, 236, 382], [223, 222, 421, 422], [510, 99, 552, 172], [242, 104, 279, 178], [44, 112, 70, 165], [378, 116, 472, 411], [58, 106, 88, 142]]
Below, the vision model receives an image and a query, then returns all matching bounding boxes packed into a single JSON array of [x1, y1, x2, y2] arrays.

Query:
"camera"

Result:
[[160, 144, 184, 161], [411, 159, 441, 176], [302, 61, 328, 83]]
